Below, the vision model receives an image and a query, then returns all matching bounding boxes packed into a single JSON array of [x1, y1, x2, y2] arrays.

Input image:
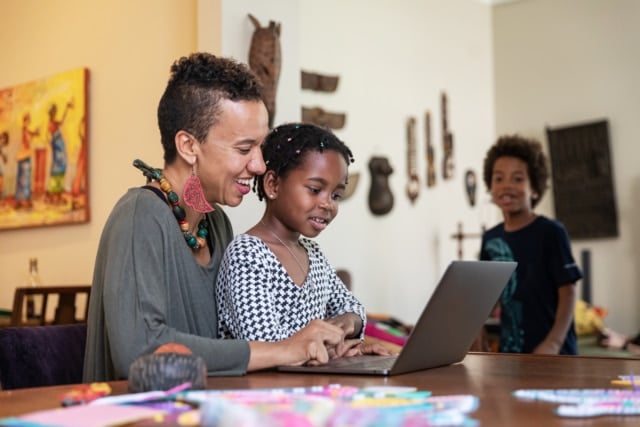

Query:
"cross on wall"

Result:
[[450, 222, 485, 260]]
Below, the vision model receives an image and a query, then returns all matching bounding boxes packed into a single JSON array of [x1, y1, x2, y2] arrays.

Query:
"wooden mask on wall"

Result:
[[248, 14, 281, 128], [465, 169, 477, 207], [368, 156, 394, 216]]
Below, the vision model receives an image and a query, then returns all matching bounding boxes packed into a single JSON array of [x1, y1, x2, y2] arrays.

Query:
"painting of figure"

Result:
[[0, 67, 89, 230]]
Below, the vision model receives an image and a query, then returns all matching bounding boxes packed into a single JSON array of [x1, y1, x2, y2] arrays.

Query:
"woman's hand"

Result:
[[249, 319, 345, 369]]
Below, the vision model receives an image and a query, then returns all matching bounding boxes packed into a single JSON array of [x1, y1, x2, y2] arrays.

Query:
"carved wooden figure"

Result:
[[406, 116, 419, 203], [301, 106, 346, 129], [301, 71, 339, 92], [441, 92, 454, 179], [465, 169, 477, 207], [368, 156, 394, 216], [248, 14, 281, 128], [425, 111, 436, 187]]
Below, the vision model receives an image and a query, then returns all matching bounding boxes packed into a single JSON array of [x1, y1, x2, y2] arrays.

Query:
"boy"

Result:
[[480, 135, 582, 354]]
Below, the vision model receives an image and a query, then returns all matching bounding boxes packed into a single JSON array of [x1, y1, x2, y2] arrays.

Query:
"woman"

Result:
[[83, 53, 354, 381]]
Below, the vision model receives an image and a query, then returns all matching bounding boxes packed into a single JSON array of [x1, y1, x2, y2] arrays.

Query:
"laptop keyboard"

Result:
[[324, 354, 397, 369]]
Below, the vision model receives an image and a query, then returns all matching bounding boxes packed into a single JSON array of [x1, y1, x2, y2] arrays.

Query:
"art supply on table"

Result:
[[186, 384, 479, 427], [556, 402, 640, 417], [90, 381, 193, 406], [514, 386, 640, 418], [3, 384, 479, 426], [611, 374, 640, 390], [0, 404, 166, 427], [59, 383, 112, 406]]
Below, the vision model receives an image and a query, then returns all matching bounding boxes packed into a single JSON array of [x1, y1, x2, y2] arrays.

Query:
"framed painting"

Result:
[[0, 67, 89, 231]]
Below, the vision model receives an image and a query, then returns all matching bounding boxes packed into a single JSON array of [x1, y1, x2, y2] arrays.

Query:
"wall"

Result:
[[222, 0, 496, 324], [0, 0, 494, 325], [1, 0, 637, 334], [493, 0, 640, 333], [0, 0, 200, 313]]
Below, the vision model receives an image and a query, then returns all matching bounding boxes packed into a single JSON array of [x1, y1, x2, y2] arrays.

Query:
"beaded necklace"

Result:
[[133, 159, 208, 250]]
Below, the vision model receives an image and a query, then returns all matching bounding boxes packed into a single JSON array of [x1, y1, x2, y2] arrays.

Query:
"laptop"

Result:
[[277, 260, 516, 376]]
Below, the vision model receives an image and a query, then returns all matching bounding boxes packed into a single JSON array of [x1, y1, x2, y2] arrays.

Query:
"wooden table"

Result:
[[1, 353, 639, 426]]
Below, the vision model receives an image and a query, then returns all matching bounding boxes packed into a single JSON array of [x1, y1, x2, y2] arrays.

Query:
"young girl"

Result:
[[216, 123, 366, 345], [480, 135, 582, 355]]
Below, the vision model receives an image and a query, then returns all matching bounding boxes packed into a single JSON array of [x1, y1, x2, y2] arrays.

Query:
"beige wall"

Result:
[[493, 0, 640, 333], [0, 0, 203, 313], [0, 0, 496, 326], [1, 0, 637, 335], [222, 0, 497, 324]]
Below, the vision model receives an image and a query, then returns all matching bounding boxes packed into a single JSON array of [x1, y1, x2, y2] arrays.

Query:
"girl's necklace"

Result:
[[260, 220, 307, 276]]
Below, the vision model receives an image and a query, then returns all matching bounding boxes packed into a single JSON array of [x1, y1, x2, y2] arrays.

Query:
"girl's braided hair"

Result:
[[254, 123, 354, 201]]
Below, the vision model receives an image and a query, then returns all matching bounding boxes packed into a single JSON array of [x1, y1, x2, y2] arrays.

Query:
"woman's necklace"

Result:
[[260, 220, 307, 276], [133, 159, 209, 250]]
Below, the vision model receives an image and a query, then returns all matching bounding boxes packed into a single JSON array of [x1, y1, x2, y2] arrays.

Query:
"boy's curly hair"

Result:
[[483, 135, 549, 208]]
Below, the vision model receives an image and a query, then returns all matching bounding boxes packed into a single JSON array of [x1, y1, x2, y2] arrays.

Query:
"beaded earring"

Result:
[[133, 159, 209, 250], [184, 164, 214, 214], [161, 176, 209, 249]]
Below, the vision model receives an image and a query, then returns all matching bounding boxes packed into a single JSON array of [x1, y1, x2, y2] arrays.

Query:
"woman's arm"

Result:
[[247, 319, 346, 369]]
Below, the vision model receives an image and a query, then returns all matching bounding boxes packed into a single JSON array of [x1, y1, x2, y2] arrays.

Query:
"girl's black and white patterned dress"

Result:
[[216, 233, 366, 341]]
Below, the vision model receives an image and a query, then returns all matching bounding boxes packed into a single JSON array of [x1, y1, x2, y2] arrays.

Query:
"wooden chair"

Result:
[[9, 285, 92, 327], [0, 323, 86, 389]]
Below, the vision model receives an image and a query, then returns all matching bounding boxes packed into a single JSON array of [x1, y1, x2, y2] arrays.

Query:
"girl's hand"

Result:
[[333, 339, 394, 358]]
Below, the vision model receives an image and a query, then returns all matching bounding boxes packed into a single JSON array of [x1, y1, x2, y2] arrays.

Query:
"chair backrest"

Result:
[[0, 323, 86, 390], [10, 285, 92, 326]]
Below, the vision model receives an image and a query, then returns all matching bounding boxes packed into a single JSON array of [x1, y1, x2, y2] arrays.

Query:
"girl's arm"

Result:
[[326, 312, 362, 338]]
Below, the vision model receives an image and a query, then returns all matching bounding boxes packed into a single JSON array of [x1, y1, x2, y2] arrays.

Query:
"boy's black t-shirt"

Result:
[[481, 215, 583, 354]]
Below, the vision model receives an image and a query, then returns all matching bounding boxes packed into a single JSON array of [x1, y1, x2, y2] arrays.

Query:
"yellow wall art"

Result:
[[0, 68, 89, 230]]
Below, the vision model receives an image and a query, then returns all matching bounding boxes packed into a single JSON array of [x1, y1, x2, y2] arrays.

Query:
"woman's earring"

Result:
[[184, 164, 214, 213]]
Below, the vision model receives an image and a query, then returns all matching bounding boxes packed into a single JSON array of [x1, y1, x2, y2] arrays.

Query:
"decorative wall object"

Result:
[[301, 71, 339, 92], [405, 116, 419, 203], [464, 169, 477, 207], [0, 67, 90, 231], [301, 106, 346, 129], [546, 119, 618, 239], [450, 222, 485, 260], [368, 156, 394, 216], [342, 172, 360, 201], [441, 92, 454, 179], [248, 14, 281, 128], [425, 111, 436, 188]]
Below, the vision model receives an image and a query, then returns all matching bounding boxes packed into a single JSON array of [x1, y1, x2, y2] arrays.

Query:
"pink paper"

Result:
[[19, 404, 164, 427]]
